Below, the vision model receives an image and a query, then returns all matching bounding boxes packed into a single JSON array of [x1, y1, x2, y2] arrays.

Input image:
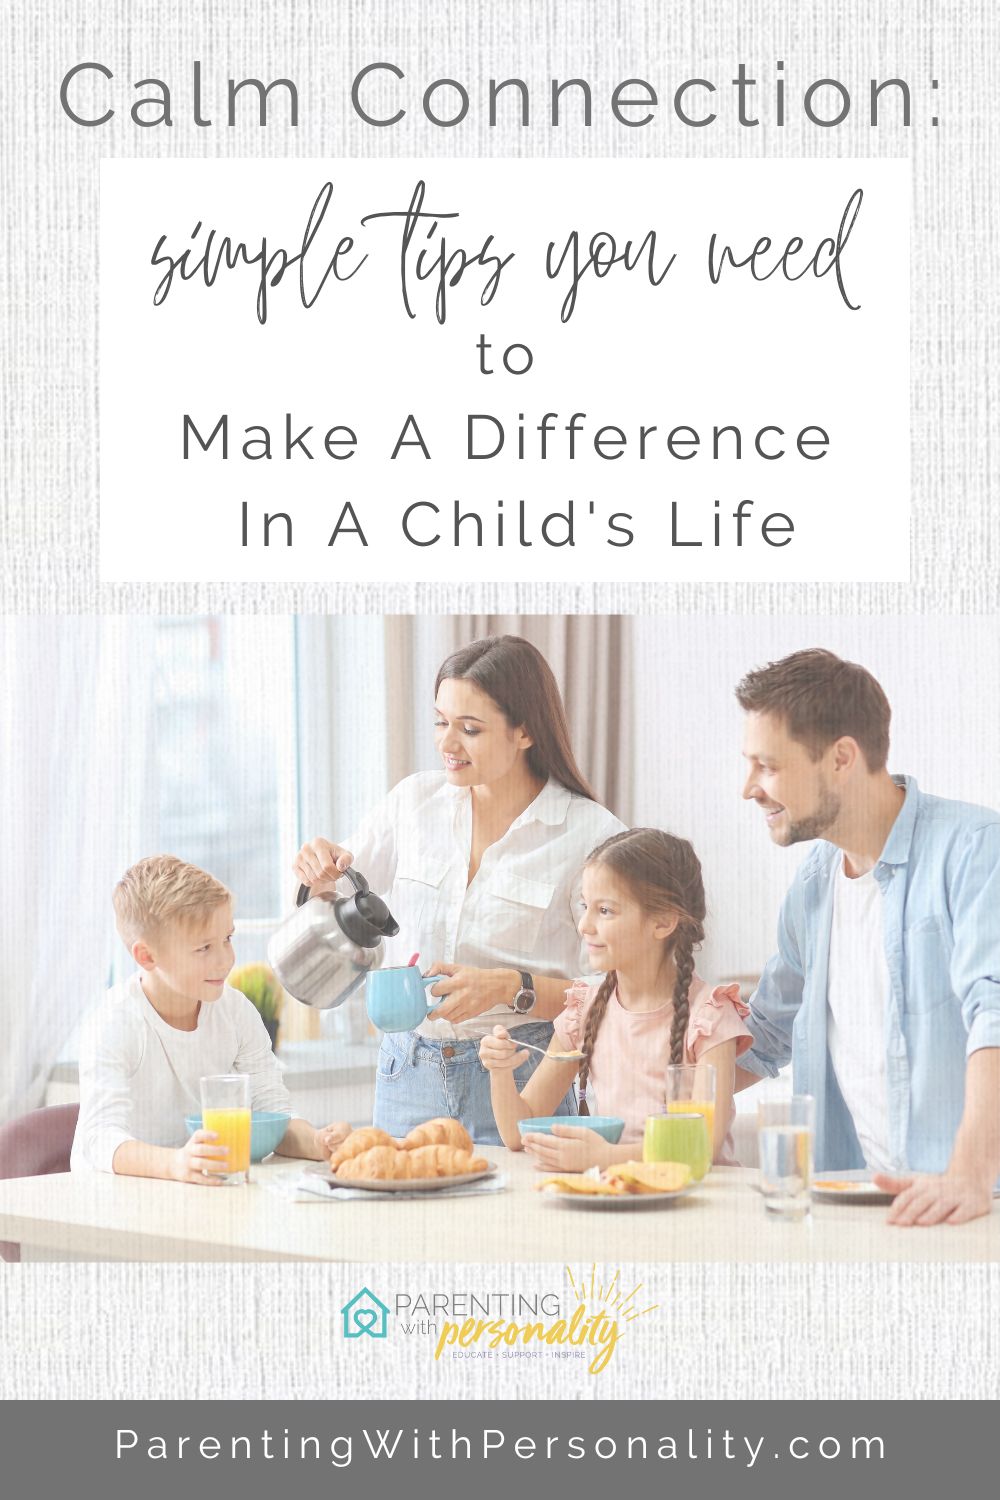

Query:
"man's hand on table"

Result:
[[872, 1170, 994, 1226]]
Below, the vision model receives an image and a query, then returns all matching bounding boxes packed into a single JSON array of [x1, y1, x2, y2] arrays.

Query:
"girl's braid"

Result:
[[576, 971, 616, 1115], [669, 928, 697, 1064], [667, 837, 706, 1062]]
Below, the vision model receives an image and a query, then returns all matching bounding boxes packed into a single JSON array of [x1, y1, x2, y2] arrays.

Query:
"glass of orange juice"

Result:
[[664, 1062, 717, 1165], [200, 1074, 251, 1185]]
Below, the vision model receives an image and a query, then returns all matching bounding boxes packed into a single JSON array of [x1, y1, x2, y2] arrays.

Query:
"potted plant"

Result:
[[228, 962, 284, 1047]]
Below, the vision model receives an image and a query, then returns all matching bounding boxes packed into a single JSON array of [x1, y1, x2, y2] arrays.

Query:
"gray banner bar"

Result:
[[2, 1400, 993, 1499]]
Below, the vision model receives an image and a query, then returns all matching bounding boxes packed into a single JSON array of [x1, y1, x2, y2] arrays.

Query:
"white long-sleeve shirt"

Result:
[[344, 772, 625, 1040], [70, 974, 292, 1173]]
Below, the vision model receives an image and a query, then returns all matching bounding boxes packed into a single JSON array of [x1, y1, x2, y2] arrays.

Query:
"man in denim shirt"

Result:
[[736, 649, 1000, 1226]]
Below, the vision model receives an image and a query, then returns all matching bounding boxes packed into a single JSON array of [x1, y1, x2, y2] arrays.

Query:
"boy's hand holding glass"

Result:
[[479, 1025, 530, 1071], [520, 1123, 616, 1172], [199, 1074, 252, 1184], [169, 1129, 230, 1186]]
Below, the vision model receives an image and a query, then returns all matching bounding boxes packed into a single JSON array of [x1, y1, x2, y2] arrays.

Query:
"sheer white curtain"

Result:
[[295, 617, 391, 846], [0, 619, 158, 1123]]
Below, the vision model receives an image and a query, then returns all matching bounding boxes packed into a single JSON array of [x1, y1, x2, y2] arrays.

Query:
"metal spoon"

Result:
[[510, 1037, 584, 1062]]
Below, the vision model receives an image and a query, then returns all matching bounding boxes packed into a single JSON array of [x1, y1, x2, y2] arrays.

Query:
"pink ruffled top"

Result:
[[553, 974, 753, 1161]]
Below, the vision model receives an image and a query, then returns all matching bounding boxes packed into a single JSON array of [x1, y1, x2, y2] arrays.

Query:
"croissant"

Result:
[[402, 1117, 473, 1152], [336, 1146, 412, 1181], [329, 1127, 396, 1170], [407, 1144, 488, 1178]]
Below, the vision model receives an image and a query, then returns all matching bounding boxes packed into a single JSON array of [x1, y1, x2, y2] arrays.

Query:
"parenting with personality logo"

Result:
[[342, 1267, 658, 1375], [433, 1265, 658, 1375], [341, 1288, 391, 1339]]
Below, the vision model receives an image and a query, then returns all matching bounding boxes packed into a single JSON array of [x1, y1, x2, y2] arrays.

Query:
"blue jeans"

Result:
[[372, 1021, 579, 1145]]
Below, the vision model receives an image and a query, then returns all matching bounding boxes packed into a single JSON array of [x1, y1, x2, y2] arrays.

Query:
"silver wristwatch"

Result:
[[509, 970, 537, 1015]]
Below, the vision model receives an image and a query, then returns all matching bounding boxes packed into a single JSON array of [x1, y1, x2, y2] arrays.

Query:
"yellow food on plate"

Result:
[[405, 1144, 488, 1178], [334, 1142, 489, 1181], [329, 1127, 396, 1170], [537, 1160, 692, 1197], [607, 1160, 692, 1194], [403, 1117, 474, 1152], [536, 1174, 627, 1196], [336, 1145, 413, 1181], [814, 1179, 877, 1192], [331, 1117, 478, 1175]]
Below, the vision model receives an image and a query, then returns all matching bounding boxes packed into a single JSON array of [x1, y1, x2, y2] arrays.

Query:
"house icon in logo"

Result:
[[341, 1287, 391, 1339]]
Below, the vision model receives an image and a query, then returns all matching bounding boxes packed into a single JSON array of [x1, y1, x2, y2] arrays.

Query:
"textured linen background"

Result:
[[4, 0, 998, 612], [2, 0, 999, 1398]]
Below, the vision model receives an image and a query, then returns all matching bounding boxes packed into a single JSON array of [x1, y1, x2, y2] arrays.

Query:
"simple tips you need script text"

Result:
[[165, 179, 860, 559]]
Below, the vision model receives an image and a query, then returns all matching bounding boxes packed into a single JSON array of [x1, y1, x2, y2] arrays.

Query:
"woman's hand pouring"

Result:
[[293, 837, 354, 894]]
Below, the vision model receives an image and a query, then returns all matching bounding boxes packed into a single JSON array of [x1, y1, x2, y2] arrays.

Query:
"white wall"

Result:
[[631, 616, 1000, 983]]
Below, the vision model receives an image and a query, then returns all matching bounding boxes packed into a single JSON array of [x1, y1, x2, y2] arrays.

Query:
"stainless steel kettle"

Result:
[[267, 867, 400, 1009]]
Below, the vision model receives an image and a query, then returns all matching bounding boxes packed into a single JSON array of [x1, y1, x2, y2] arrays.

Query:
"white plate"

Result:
[[305, 1162, 497, 1193], [811, 1170, 893, 1205], [539, 1180, 698, 1209]]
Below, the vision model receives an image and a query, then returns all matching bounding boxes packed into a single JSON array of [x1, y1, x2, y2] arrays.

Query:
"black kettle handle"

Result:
[[295, 867, 368, 907]]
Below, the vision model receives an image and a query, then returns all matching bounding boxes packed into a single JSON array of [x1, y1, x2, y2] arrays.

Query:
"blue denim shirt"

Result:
[[741, 777, 1000, 1172]]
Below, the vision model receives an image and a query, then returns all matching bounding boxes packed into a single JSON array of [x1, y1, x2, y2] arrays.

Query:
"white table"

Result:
[[1, 1154, 997, 1262]]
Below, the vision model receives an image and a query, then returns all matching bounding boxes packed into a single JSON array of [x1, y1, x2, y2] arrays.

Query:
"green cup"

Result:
[[642, 1112, 710, 1181]]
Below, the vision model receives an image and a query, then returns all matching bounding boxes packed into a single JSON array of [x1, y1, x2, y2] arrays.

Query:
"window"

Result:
[[105, 617, 298, 989], [149, 617, 298, 919]]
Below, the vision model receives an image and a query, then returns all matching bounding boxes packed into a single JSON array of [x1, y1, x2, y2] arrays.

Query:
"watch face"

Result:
[[513, 987, 535, 1014]]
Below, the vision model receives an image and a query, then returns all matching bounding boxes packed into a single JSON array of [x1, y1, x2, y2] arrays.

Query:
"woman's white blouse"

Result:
[[345, 772, 625, 1040]]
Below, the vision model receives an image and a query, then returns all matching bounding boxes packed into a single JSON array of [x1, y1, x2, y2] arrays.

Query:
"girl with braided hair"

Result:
[[480, 828, 753, 1171]]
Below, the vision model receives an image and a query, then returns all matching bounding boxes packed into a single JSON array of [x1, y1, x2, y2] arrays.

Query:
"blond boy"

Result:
[[71, 856, 348, 1182]]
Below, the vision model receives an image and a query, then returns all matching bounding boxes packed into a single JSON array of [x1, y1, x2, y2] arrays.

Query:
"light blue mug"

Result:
[[366, 967, 443, 1032]]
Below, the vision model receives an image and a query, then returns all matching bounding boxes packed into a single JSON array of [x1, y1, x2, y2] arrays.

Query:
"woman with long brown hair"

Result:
[[293, 635, 624, 1142]]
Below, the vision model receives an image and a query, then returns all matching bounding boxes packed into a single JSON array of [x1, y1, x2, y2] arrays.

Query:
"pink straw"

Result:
[[407, 953, 420, 967]]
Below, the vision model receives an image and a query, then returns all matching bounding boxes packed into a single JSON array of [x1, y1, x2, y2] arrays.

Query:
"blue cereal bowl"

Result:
[[185, 1111, 291, 1162], [518, 1115, 625, 1143]]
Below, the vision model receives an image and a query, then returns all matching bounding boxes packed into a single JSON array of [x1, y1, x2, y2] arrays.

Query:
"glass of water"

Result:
[[758, 1096, 815, 1219]]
